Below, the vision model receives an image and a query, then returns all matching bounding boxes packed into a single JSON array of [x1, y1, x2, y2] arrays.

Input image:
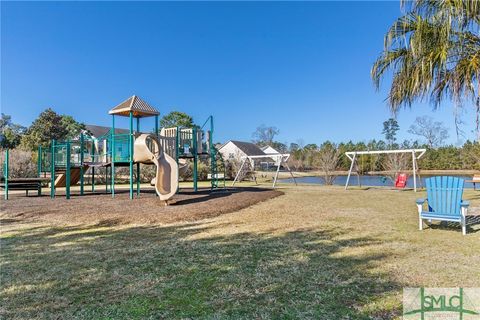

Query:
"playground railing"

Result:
[[110, 133, 131, 163]]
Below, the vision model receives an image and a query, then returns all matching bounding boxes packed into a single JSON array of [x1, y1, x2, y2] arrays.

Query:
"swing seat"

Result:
[[395, 173, 408, 188]]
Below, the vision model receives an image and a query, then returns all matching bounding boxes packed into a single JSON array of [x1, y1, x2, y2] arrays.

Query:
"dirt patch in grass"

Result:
[[0, 187, 283, 226]]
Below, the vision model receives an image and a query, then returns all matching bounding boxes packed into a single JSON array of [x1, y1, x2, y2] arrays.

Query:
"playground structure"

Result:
[[232, 153, 297, 188], [344, 149, 427, 192], [2, 96, 225, 202]]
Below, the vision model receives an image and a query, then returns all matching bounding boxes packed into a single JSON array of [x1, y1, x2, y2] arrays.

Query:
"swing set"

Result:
[[344, 149, 427, 192], [232, 153, 297, 188]]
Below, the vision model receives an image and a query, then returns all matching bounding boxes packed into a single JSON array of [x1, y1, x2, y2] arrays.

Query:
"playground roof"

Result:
[[109, 95, 160, 118]]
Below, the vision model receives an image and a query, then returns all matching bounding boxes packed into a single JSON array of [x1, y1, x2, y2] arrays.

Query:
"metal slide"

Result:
[[133, 133, 179, 201]]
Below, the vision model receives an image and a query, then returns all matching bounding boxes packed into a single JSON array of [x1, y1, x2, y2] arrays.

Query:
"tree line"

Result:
[[287, 140, 480, 172], [251, 117, 480, 175], [1, 109, 479, 177], [0, 109, 195, 150]]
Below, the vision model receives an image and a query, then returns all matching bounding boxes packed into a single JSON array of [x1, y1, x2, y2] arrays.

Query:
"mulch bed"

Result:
[[1, 187, 283, 226]]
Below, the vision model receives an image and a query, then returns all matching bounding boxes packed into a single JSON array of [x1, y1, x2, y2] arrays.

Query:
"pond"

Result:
[[279, 174, 477, 189]]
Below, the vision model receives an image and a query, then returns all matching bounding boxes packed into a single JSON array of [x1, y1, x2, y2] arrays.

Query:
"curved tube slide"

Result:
[[133, 133, 181, 201]]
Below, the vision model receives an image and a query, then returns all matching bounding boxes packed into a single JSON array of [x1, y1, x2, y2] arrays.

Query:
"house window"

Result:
[[229, 153, 234, 159]]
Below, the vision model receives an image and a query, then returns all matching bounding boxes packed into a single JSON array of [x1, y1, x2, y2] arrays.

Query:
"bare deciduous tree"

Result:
[[315, 142, 340, 185], [408, 116, 449, 148], [0, 149, 36, 178], [252, 125, 279, 147], [382, 153, 410, 183]]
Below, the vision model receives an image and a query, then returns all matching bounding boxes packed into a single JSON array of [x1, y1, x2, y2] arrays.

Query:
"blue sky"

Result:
[[1, 1, 476, 145]]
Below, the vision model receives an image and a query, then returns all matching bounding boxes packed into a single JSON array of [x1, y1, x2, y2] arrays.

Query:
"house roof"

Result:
[[109, 95, 160, 118], [85, 124, 129, 138], [261, 145, 280, 154], [228, 140, 266, 156]]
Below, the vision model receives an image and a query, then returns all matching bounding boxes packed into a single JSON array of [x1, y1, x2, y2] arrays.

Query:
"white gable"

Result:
[[218, 141, 246, 160], [262, 146, 280, 154]]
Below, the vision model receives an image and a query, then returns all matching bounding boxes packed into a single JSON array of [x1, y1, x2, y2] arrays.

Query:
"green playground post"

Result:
[[193, 126, 198, 192], [65, 141, 71, 199], [91, 140, 95, 192], [111, 115, 115, 198], [80, 133, 84, 195], [105, 166, 108, 193], [51, 139, 56, 198], [129, 111, 134, 199], [4, 149, 9, 200], [136, 116, 140, 196], [210, 116, 216, 190], [37, 146, 42, 196], [37, 146, 42, 177]]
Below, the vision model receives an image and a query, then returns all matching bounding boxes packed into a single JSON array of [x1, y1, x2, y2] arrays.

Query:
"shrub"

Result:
[[315, 142, 340, 185], [0, 148, 37, 178], [181, 160, 210, 181]]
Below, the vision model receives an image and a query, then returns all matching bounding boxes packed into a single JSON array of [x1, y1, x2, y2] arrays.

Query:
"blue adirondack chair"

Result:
[[416, 176, 470, 235]]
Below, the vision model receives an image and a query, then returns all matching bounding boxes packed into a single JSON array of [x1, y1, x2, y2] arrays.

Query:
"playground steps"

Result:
[[54, 165, 89, 187]]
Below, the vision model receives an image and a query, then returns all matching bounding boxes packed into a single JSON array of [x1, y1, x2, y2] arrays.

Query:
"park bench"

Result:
[[465, 174, 480, 190], [0, 177, 50, 197]]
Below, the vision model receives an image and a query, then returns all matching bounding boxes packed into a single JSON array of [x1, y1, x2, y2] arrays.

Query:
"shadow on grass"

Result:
[[428, 215, 480, 234], [1, 223, 402, 319]]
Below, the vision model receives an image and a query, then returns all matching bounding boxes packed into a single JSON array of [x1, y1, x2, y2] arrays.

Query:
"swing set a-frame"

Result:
[[232, 153, 297, 188], [344, 149, 427, 192]]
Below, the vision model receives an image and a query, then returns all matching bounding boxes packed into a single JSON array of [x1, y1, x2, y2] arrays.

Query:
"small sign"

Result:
[[403, 288, 480, 319]]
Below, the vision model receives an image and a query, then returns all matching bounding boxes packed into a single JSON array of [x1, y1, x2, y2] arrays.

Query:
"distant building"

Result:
[[261, 145, 282, 166], [81, 125, 130, 162], [261, 145, 280, 155], [84, 124, 129, 139], [218, 140, 267, 168]]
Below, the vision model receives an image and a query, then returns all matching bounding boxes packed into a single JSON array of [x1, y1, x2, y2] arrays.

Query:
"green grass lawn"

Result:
[[1, 185, 479, 319]]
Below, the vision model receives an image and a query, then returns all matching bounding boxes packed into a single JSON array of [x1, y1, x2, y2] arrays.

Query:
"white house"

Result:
[[218, 140, 267, 168], [261, 145, 280, 155], [79, 125, 129, 163], [261, 145, 282, 166]]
